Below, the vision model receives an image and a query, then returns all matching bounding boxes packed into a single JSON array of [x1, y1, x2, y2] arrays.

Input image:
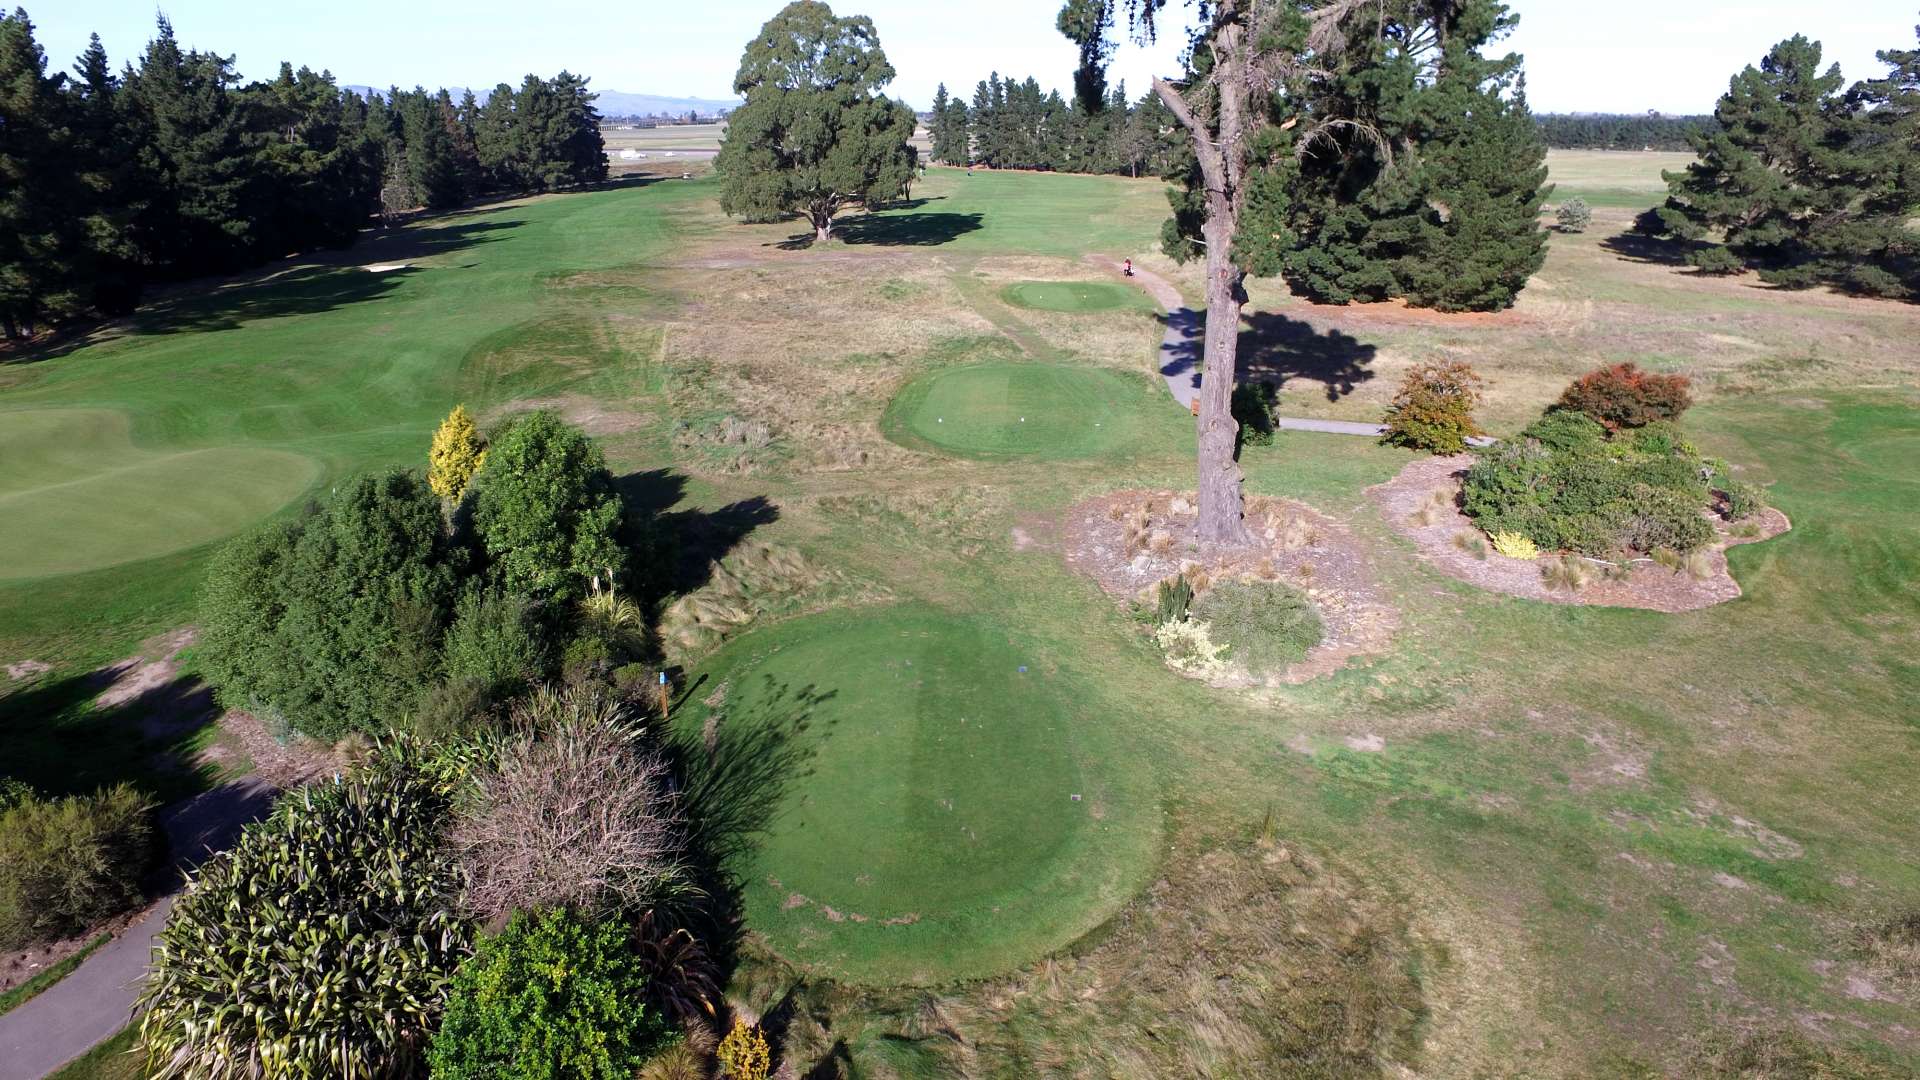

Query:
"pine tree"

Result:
[[715, 1, 916, 243], [474, 83, 520, 191], [550, 71, 606, 187], [428, 404, 487, 500], [1395, 17, 1551, 312], [1660, 35, 1854, 277], [0, 7, 87, 337], [66, 32, 144, 314], [122, 15, 265, 278]]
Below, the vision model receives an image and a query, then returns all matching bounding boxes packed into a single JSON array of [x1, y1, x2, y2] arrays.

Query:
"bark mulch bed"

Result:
[[1063, 490, 1399, 686], [1367, 454, 1792, 613]]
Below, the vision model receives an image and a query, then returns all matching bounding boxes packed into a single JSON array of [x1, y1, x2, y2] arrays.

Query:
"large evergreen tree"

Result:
[[716, 0, 917, 242], [0, 7, 86, 337]]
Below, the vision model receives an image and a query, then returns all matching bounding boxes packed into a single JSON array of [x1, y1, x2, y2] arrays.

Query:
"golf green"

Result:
[[0, 410, 319, 578], [679, 605, 1158, 985], [1000, 280, 1136, 313], [881, 362, 1147, 460]]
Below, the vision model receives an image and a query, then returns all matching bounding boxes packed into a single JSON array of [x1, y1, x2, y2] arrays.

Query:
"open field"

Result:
[[4, 153, 1919, 1074]]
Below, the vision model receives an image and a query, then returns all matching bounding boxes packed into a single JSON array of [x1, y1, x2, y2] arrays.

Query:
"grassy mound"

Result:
[[0, 410, 318, 578], [1000, 280, 1135, 313], [881, 362, 1148, 460], [678, 604, 1157, 985]]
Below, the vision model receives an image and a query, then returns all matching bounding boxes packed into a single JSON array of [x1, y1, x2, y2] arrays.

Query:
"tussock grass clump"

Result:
[[1408, 489, 1454, 528], [1539, 555, 1593, 593], [1853, 910, 1920, 989], [1683, 1027, 1905, 1079], [660, 543, 830, 656], [1451, 531, 1489, 560], [1191, 579, 1324, 675]]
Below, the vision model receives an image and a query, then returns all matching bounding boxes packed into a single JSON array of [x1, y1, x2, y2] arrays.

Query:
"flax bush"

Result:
[[137, 741, 472, 1079]]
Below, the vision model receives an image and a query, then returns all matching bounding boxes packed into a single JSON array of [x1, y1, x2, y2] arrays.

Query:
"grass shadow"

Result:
[[666, 678, 835, 978], [1600, 228, 1708, 269]]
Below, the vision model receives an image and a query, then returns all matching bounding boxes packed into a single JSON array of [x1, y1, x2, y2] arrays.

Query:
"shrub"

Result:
[[1687, 245, 1747, 276], [1489, 531, 1538, 560], [1617, 485, 1716, 554], [1155, 574, 1194, 624], [451, 687, 684, 923], [429, 907, 674, 1080], [1555, 197, 1592, 233], [1719, 479, 1765, 521], [578, 588, 649, 664], [471, 411, 626, 603], [139, 741, 473, 1079], [442, 586, 550, 699], [409, 677, 497, 740], [1231, 382, 1278, 447], [429, 404, 488, 501], [0, 784, 154, 949], [1154, 618, 1229, 678], [716, 1020, 771, 1080], [1522, 410, 1609, 453], [199, 470, 464, 740], [1551, 362, 1692, 431], [1189, 579, 1324, 674], [1379, 360, 1486, 454], [1852, 910, 1920, 989]]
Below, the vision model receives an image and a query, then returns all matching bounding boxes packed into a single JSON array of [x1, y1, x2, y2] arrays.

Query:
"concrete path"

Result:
[[1100, 257, 1492, 445], [0, 779, 277, 1080]]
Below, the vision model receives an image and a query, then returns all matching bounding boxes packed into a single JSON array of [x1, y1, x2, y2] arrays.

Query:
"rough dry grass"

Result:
[[7, 156, 1920, 1075]]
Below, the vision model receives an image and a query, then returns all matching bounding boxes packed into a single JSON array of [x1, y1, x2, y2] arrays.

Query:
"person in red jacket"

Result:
[[1123, 258, 1134, 277]]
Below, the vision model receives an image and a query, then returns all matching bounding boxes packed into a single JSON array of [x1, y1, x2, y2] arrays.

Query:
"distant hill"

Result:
[[344, 85, 737, 118]]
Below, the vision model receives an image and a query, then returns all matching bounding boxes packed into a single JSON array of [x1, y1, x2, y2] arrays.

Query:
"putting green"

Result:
[[881, 362, 1147, 460], [0, 410, 319, 578], [1000, 279, 1136, 313], [680, 605, 1158, 985]]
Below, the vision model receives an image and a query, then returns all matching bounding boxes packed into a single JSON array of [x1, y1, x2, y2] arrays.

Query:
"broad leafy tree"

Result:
[[470, 410, 625, 602], [716, 0, 917, 243]]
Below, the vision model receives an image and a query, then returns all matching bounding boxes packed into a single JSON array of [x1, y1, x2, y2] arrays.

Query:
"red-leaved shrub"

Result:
[[1552, 362, 1692, 431]]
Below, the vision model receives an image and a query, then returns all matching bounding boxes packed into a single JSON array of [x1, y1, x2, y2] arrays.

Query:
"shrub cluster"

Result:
[[1232, 382, 1279, 448], [1554, 197, 1592, 233], [452, 688, 685, 923], [1380, 360, 1486, 454], [1551, 362, 1692, 431], [1190, 579, 1324, 674], [1463, 413, 1720, 556], [200, 410, 639, 740], [138, 741, 474, 1079], [0, 784, 155, 949], [429, 906, 676, 1080]]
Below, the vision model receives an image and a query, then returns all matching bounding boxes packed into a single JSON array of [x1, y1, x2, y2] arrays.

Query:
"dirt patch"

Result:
[[88, 627, 217, 742], [1063, 490, 1399, 685], [488, 395, 650, 437], [5, 659, 49, 681], [199, 709, 344, 791], [1367, 454, 1791, 612]]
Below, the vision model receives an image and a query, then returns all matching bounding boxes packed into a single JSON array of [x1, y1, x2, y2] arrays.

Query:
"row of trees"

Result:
[[927, 75, 1186, 178], [1534, 112, 1717, 151], [0, 9, 607, 339], [1651, 27, 1920, 300]]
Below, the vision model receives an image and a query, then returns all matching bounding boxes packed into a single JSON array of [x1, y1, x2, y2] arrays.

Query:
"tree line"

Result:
[[0, 9, 608, 340], [927, 75, 1186, 178], [1534, 112, 1718, 151], [1650, 26, 1920, 300]]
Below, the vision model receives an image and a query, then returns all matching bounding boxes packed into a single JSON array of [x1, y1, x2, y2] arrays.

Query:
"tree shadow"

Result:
[[773, 211, 985, 250], [1158, 307, 1377, 403], [0, 216, 526, 362], [619, 469, 780, 598], [1601, 229, 1707, 268], [665, 678, 835, 978]]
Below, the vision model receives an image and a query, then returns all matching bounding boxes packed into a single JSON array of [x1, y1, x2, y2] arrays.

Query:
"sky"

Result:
[[28, 1, 1920, 115]]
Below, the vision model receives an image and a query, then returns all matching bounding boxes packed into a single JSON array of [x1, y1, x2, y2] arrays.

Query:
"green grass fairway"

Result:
[[680, 605, 1158, 985], [881, 362, 1150, 460], [1000, 280, 1136, 313], [1545, 149, 1693, 210], [0, 410, 318, 578]]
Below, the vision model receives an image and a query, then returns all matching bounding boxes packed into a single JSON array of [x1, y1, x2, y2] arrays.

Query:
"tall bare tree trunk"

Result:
[[1154, 4, 1254, 547], [1195, 213, 1251, 545]]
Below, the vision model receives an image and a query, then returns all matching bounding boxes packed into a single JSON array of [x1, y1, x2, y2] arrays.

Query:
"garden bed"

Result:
[[1063, 491, 1398, 685], [1369, 454, 1791, 612]]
